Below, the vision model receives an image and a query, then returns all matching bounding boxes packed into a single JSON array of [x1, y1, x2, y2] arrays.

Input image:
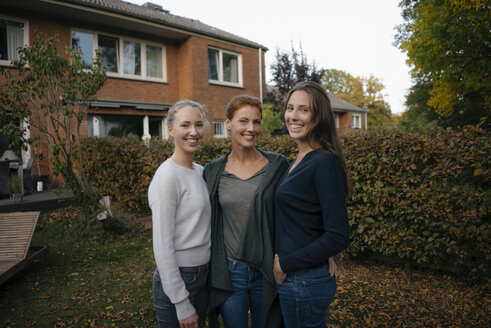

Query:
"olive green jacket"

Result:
[[203, 149, 289, 328]]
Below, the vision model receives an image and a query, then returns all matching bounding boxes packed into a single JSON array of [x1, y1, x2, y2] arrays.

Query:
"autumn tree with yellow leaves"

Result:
[[321, 69, 394, 129], [395, 0, 490, 129]]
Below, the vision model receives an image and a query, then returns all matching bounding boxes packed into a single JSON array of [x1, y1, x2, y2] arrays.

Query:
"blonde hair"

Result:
[[167, 100, 205, 127]]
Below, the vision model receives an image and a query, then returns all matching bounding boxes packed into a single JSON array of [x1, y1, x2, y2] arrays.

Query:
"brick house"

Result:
[[329, 94, 368, 134], [0, 0, 267, 176]]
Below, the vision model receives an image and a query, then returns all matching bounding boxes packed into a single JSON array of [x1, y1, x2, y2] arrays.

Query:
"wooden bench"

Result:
[[0, 211, 48, 285]]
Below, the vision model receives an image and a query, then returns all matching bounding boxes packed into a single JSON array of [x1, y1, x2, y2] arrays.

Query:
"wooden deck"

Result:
[[0, 189, 74, 213], [0, 212, 48, 286]]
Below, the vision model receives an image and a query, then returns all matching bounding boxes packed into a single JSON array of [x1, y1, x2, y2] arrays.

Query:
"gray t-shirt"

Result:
[[218, 164, 268, 258]]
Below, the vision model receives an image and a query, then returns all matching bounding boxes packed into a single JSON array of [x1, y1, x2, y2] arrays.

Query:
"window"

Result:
[[71, 31, 94, 69], [89, 114, 165, 139], [0, 16, 28, 66], [213, 120, 226, 138], [89, 114, 142, 138], [123, 40, 141, 75], [352, 114, 361, 129], [146, 45, 162, 78], [208, 48, 242, 86], [98, 34, 119, 73], [71, 29, 166, 81]]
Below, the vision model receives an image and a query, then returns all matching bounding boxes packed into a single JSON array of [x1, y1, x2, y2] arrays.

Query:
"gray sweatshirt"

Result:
[[148, 159, 211, 320]]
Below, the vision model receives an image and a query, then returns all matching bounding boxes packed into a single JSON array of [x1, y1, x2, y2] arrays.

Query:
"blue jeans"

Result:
[[276, 264, 336, 328], [152, 264, 208, 328], [219, 257, 263, 328]]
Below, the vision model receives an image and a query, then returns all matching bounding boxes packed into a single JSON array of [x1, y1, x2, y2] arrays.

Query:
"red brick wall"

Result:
[[177, 36, 263, 122], [1, 7, 265, 185]]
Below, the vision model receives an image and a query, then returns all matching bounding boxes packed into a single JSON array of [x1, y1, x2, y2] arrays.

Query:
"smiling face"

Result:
[[226, 105, 262, 149], [284, 90, 314, 143], [168, 105, 205, 154]]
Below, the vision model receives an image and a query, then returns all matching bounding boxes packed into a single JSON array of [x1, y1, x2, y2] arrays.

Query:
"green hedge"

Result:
[[82, 136, 298, 212], [343, 127, 489, 279], [82, 128, 489, 278]]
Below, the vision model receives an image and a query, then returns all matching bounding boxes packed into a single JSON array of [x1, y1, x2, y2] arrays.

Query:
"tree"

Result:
[[321, 69, 393, 129], [395, 0, 490, 128], [269, 44, 322, 103], [261, 104, 284, 135], [0, 32, 107, 204], [398, 75, 439, 131]]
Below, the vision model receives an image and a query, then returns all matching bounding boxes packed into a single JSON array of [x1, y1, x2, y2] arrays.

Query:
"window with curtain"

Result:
[[123, 40, 141, 75], [223, 53, 238, 83], [208, 47, 241, 85], [146, 45, 162, 78], [74, 29, 165, 81], [98, 34, 119, 73], [71, 31, 93, 69], [0, 18, 24, 63]]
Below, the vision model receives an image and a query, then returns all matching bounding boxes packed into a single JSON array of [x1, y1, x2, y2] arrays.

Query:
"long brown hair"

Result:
[[282, 81, 352, 197]]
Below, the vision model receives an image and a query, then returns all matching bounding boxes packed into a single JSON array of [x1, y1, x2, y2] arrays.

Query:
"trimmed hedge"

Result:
[[82, 128, 489, 278], [82, 136, 298, 212], [343, 127, 489, 279]]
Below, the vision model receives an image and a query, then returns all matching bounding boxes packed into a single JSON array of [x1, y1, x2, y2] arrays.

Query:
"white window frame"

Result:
[[352, 114, 361, 129], [71, 28, 167, 82], [0, 15, 29, 67], [212, 120, 227, 138], [208, 47, 243, 87]]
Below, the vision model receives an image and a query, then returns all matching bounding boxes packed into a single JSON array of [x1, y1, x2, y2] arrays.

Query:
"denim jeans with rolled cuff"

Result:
[[219, 257, 263, 328], [152, 264, 208, 328], [276, 264, 336, 328]]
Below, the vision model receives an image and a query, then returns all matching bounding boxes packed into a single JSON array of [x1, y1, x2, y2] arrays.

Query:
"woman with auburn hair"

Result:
[[203, 95, 289, 328], [273, 81, 351, 328], [148, 100, 211, 328]]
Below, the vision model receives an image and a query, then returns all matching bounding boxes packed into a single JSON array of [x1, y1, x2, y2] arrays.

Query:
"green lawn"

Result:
[[1, 207, 488, 327]]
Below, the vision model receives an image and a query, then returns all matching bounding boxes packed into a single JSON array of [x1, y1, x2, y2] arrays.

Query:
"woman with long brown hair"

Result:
[[273, 81, 351, 328]]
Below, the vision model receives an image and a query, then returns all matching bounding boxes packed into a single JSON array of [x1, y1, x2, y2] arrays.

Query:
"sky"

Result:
[[126, 0, 411, 114]]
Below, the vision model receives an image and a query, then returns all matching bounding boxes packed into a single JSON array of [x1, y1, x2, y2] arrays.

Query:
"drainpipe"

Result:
[[258, 48, 263, 103]]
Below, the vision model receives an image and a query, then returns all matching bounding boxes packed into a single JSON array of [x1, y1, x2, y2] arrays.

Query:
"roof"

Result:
[[328, 94, 368, 113], [61, 0, 267, 50]]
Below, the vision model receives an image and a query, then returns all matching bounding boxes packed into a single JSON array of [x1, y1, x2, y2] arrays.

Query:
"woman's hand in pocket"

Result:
[[274, 254, 287, 283]]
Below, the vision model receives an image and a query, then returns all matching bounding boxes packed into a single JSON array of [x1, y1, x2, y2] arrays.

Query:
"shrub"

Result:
[[82, 127, 490, 279], [343, 127, 489, 279]]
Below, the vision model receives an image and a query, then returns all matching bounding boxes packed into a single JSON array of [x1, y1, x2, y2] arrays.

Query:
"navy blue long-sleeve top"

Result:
[[274, 150, 350, 273]]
